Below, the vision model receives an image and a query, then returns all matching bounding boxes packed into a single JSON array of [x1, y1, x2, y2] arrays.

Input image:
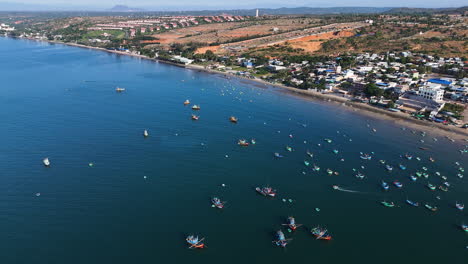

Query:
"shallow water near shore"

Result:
[[0, 37, 467, 264]]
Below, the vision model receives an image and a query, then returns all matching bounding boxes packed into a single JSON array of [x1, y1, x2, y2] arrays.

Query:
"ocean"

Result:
[[0, 37, 466, 263]]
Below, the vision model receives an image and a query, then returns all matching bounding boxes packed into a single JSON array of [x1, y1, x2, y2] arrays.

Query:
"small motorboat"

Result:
[[455, 202, 464, 211], [306, 151, 313, 158], [286, 146, 293, 152], [381, 201, 395, 207], [115, 87, 125, 92], [439, 185, 448, 192], [211, 197, 225, 209], [427, 183, 436, 191], [313, 165, 320, 172], [143, 129, 149, 137], [406, 199, 419, 207], [355, 173, 365, 179], [393, 181, 403, 188], [424, 204, 438, 212], [42, 157, 50, 167], [399, 164, 406, 170], [386, 165, 393, 171], [191, 114, 199, 121], [429, 157, 435, 162], [191, 105, 201, 110], [256, 187, 276, 197], [381, 181, 389, 190], [332, 185, 339, 190], [229, 116, 238, 123], [304, 161, 310, 166], [282, 216, 302, 231], [326, 169, 333, 175], [183, 99, 190, 105], [410, 175, 417, 181], [332, 149, 339, 154], [186, 235, 205, 249], [238, 139, 249, 147], [311, 226, 332, 240], [404, 154, 413, 160], [251, 139, 256, 145], [274, 152, 283, 158]]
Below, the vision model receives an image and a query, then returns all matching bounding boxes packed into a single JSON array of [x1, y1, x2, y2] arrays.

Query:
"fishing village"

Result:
[[0, 4, 467, 263]]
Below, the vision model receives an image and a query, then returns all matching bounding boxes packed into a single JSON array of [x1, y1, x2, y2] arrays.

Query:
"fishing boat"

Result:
[[461, 224, 468, 232], [427, 183, 436, 191], [355, 173, 365, 179], [286, 146, 292, 152], [115, 87, 125, 92], [381, 181, 389, 190], [256, 187, 276, 197], [424, 204, 438, 212], [304, 161, 310, 166], [422, 167, 428, 171], [419, 147, 429, 150], [273, 230, 290, 248], [191, 105, 201, 110], [42, 157, 50, 167], [439, 186, 448, 192], [455, 202, 464, 210], [332, 149, 339, 154], [416, 157, 421, 161], [250, 139, 256, 145], [379, 160, 386, 164], [282, 217, 302, 231], [381, 201, 395, 207], [186, 235, 205, 249], [143, 129, 149, 137], [404, 154, 413, 160], [274, 152, 283, 158], [229, 116, 238, 123], [324, 139, 332, 143], [311, 226, 332, 240], [313, 165, 320, 172], [429, 157, 435, 162], [399, 164, 406, 170], [191, 114, 199, 120], [393, 181, 403, 188], [360, 153, 372, 160], [183, 99, 190, 105], [386, 165, 393, 171], [306, 151, 313, 158], [238, 139, 249, 146], [332, 185, 339, 190], [410, 175, 417, 181], [406, 200, 419, 207], [326, 169, 333, 175], [211, 197, 225, 209]]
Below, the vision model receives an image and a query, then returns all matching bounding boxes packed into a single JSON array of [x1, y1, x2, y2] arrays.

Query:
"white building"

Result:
[[0, 23, 15, 31], [418, 83, 445, 103]]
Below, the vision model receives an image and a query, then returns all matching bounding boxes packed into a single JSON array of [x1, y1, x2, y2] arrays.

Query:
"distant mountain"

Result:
[[385, 6, 468, 14], [108, 5, 145, 12]]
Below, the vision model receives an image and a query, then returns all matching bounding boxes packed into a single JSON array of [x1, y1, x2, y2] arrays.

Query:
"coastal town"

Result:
[[1, 8, 466, 131]]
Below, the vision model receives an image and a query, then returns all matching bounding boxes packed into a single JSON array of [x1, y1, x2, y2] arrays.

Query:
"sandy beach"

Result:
[[17, 37, 468, 140]]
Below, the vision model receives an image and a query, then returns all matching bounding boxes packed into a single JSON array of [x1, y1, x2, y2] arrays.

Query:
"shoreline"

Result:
[[11, 37, 468, 140]]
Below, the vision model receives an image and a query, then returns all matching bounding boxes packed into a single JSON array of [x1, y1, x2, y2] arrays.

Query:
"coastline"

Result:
[[12, 37, 468, 140]]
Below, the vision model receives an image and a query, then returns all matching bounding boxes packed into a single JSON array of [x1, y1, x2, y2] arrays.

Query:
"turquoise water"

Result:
[[0, 37, 466, 263]]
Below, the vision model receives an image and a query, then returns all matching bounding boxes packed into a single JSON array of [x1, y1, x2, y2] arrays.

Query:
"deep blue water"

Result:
[[0, 37, 466, 263]]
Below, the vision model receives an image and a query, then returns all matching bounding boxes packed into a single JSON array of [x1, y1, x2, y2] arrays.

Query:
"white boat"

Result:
[[143, 130, 149, 137], [43, 157, 50, 167], [115, 87, 125, 92]]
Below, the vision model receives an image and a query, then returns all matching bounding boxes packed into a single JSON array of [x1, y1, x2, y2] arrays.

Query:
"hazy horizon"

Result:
[[0, 0, 466, 11]]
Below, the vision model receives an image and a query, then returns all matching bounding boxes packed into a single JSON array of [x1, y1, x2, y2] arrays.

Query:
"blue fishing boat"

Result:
[[406, 200, 419, 207], [381, 181, 389, 190], [273, 230, 291, 248]]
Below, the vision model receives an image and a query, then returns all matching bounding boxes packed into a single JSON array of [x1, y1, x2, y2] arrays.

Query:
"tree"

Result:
[[363, 83, 383, 97]]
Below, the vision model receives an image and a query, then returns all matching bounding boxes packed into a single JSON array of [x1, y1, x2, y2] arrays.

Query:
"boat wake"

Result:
[[333, 186, 361, 193]]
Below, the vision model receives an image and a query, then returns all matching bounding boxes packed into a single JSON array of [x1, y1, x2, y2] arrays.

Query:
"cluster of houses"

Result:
[[0, 23, 15, 32], [206, 51, 467, 124], [88, 15, 246, 37]]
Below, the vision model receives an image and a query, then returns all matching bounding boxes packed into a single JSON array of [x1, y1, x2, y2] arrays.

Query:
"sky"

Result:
[[0, 0, 465, 10]]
